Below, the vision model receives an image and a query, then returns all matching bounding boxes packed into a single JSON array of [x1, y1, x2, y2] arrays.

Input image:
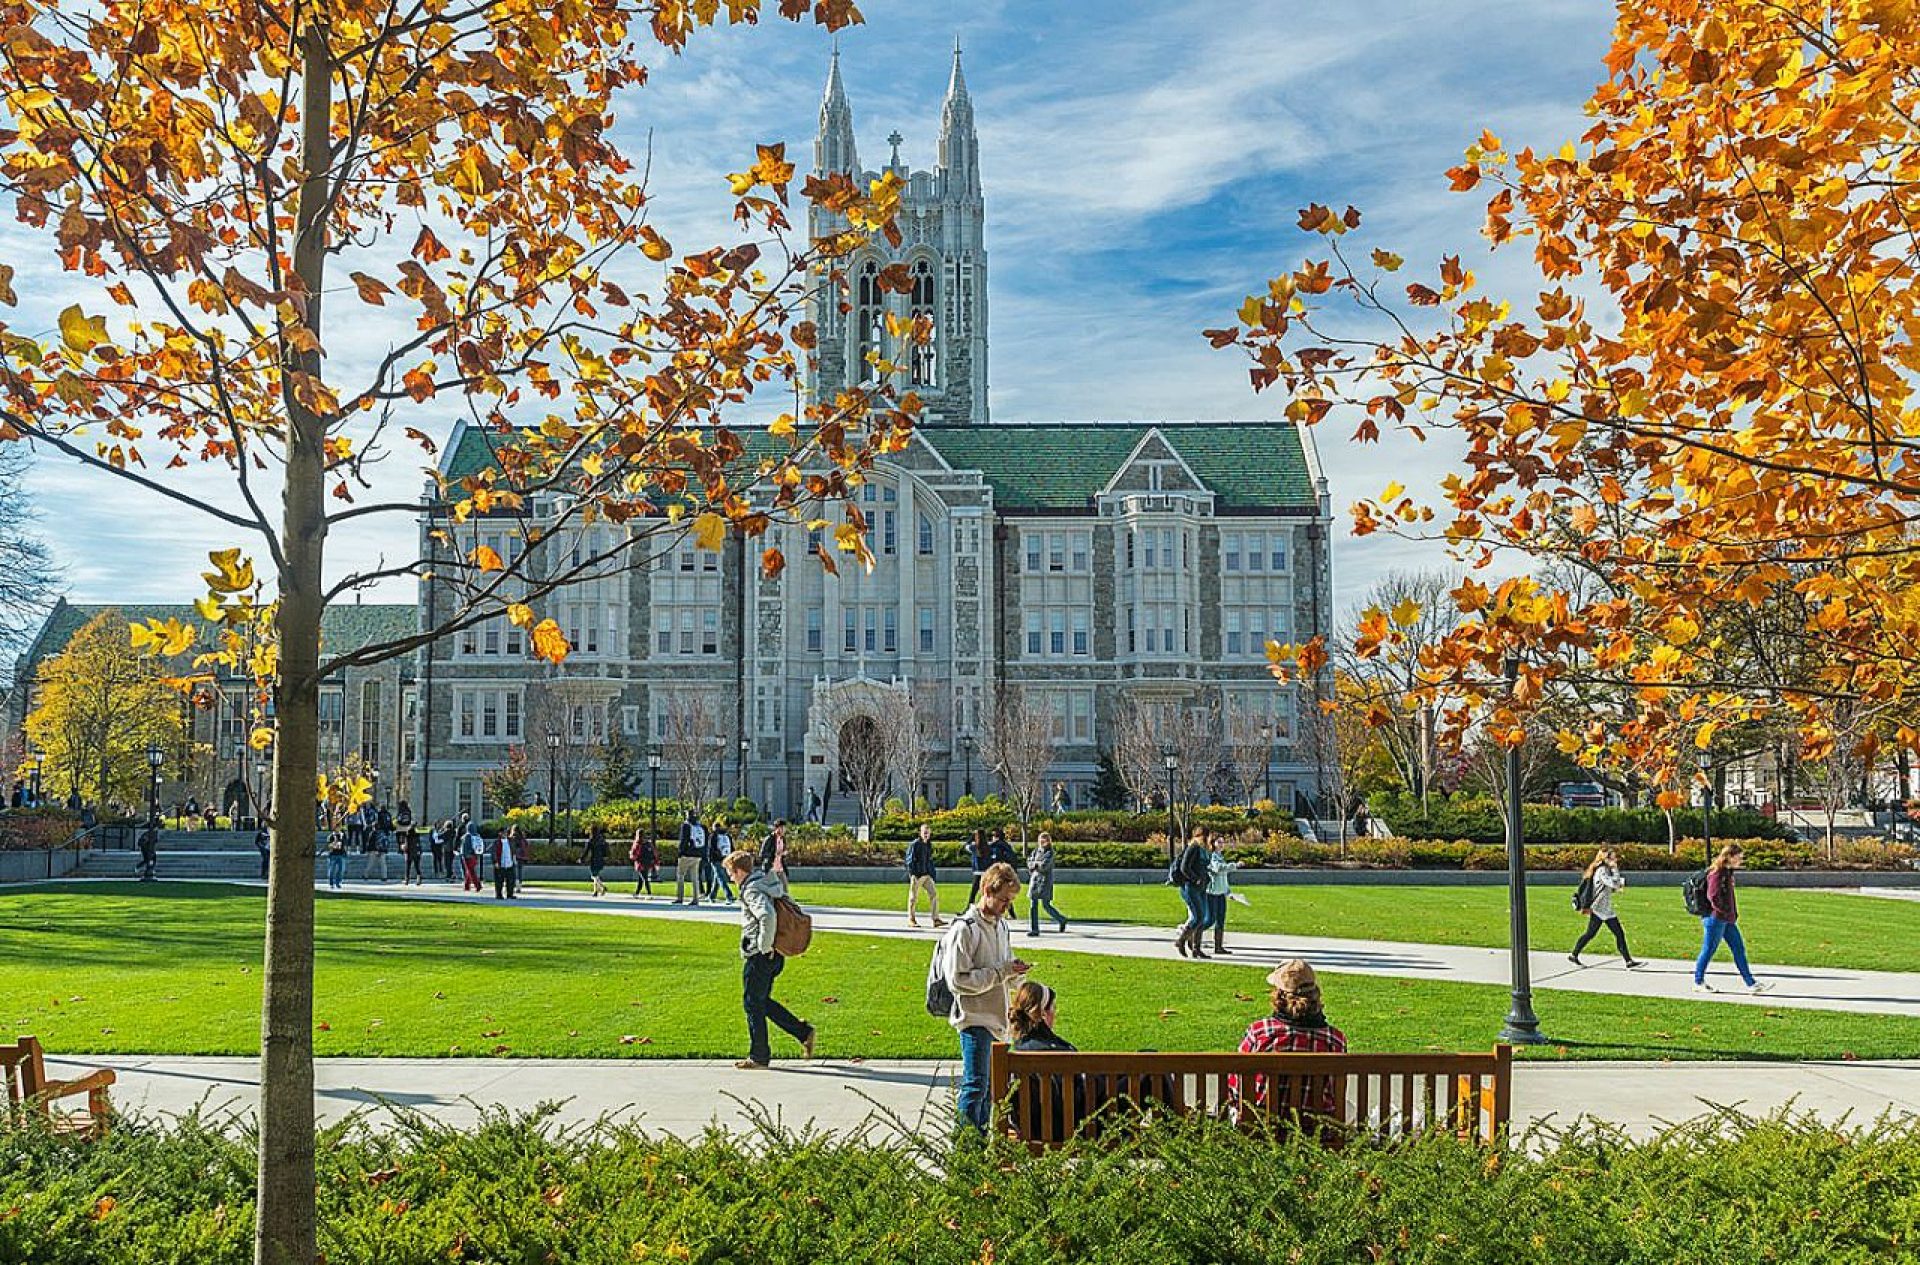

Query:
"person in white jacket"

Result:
[[1570, 848, 1642, 968], [943, 861, 1030, 1131]]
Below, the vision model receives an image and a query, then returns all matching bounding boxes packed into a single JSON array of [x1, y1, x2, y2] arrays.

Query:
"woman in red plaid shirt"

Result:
[[1230, 959, 1347, 1117]]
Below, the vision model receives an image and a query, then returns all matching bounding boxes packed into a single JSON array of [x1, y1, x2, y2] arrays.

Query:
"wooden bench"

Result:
[[2, 1036, 116, 1138], [989, 1043, 1511, 1150]]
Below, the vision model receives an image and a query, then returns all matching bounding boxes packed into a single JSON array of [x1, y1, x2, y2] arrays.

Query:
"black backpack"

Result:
[[925, 913, 973, 1017], [1571, 875, 1595, 914], [1680, 869, 1711, 917]]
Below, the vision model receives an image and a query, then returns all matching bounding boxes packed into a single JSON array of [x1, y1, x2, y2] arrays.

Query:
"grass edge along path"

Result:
[[6, 882, 1919, 1063]]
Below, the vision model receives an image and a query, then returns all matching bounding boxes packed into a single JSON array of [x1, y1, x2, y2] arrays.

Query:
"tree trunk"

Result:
[[256, 23, 332, 1265]]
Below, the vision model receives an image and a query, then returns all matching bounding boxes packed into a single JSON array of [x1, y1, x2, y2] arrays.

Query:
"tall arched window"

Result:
[[855, 260, 883, 385], [909, 258, 938, 387]]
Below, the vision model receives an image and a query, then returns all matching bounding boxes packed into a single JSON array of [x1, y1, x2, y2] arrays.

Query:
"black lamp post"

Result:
[[738, 736, 751, 804], [145, 742, 164, 827], [1163, 748, 1179, 863], [546, 732, 561, 844], [26, 755, 40, 805], [961, 732, 975, 798], [1499, 657, 1546, 1045], [647, 749, 662, 852], [1260, 723, 1273, 807]]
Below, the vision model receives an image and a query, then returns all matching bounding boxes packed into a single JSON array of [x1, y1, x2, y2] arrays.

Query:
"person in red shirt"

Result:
[[1230, 959, 1347, 1118], [1694, 843, 1771, 994]]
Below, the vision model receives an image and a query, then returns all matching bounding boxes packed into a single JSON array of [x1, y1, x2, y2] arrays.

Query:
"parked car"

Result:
[[1555, 782, 1608, 810]]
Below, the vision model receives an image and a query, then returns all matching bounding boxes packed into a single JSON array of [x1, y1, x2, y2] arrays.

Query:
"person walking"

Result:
[[429, 819, 448, 879], [964, 829, 990, 906], [1570, 847, 1641, 968], [253, 823, 271, 881], [1230, 959, 1347, 1118], [137, 819, 159, 882], [492, 828, 517, 899], [727, 849, 815, 1069], [673, 810, 705, 905], [461, 822, 485, 892], [630, 828, 656, 897], [583, 824, 610, 897], [1173, 828, 1213, 959], [905, 823, 944, 928], [400, 821, 423, 885], [362, 812, 389, 883], [758, 819, 789, 880], [706, 818, 736, 902], [324, 826, 348, 890], [940, 861, 1029, 1132], [510, 825, 531, 897], [1694, 843, 1771, 994], [1025, 832, 1067, 936], [1205, 833, 1239, 956]]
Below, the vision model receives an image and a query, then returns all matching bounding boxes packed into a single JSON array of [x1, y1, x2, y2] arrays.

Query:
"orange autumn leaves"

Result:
[[1223, 0, 1920, 785]]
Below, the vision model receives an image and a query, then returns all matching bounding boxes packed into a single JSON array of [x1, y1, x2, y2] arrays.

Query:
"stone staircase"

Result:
[[77, 830, 263, 880]]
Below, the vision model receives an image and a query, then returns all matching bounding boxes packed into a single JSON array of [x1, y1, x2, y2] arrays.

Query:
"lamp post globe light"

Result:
[[1498, 657, 1546, 1046], [146, 742, 165, 827], [1163, 749, 1179, 864], [647, 749, 662, 853], [961, 732, 975, 799], [738, 736, 751, 805], [546, 732, 562, 844]]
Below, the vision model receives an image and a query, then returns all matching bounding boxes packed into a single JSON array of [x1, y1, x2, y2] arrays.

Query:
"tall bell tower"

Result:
[[807, 43, 989, 426]]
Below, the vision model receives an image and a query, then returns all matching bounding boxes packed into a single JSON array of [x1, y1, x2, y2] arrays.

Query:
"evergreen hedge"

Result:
[[2, 1108, 1915, 1263], [1370, 790, 1793, 846]]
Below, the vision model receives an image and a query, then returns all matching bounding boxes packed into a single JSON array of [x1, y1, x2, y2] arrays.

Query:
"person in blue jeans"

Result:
[[941, 862, 1028, 1132], [1173, 829, 1213, 959], [324, 828, 347, 890], [1694, 843, 1771, 994]]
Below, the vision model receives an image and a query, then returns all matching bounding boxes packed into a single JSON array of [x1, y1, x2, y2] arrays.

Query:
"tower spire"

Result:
[[816, 45, 859, 176], [939, 38, 979, 198]]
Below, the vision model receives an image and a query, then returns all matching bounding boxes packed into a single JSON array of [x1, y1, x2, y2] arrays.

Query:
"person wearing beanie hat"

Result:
[[1229, 959, 1347, 1117]]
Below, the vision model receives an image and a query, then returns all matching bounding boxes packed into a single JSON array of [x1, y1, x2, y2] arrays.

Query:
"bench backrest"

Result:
[[1, 1035, 47, 1112], [989, 1044, 1513, 1148]]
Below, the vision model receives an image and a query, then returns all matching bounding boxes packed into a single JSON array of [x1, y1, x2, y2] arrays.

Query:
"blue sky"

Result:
[[17, 0, 1615, 608]]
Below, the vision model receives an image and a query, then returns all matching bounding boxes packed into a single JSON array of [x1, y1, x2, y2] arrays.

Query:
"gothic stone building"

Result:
[[409, 49, 1334, 824]]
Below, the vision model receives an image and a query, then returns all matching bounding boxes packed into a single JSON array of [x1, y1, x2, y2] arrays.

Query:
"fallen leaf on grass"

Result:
[[92, 1197, 115, 1219], [481, 1028, 505, 1038], [619, 1035, 652, 1046], [490, 1044, 511, 1055], [316, 1022, 332, 1032], [820, 996, 840, 1005], [432, 991, 445, 1000], [1232, 991, 1254, 1002], [1158, 1009, 1179, 1019]]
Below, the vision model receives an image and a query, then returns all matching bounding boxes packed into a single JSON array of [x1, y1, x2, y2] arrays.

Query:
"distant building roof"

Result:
[[441, 420, 1319, 513], [16, 600, 416, 675]]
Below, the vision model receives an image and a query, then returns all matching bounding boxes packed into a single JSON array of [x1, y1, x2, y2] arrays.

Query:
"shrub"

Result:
[[0, 807, 83, 852], [2, 1110, 1917, 1264], [1368, 790, 1790, 845], [873, 803, 1297, 844]]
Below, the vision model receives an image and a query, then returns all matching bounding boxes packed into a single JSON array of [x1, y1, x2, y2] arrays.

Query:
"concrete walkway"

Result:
[[44, 1052, 1920, 1142], [312, 878, 1920, 1019]]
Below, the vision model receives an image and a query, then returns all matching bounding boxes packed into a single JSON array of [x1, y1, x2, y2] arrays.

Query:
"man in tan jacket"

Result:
[[941, 861, 1029, 1130]]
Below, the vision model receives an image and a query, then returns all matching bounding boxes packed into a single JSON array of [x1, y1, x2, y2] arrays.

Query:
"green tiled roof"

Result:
[[442, 421, 1316, 512], [22, 601, 416, 670]]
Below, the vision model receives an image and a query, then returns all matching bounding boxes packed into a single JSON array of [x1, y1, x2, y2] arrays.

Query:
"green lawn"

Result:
[[5, 882, 1919, 1062], [722, 879, 1920, 975]]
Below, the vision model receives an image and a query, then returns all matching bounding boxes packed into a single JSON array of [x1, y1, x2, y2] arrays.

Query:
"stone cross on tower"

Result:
[[887, 130, 904, 169]]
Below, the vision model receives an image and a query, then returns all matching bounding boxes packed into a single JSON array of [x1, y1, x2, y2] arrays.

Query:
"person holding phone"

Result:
[[945, 861, 1030, 1132]]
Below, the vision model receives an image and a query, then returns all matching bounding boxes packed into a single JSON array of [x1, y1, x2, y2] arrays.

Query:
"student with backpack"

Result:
[[1693, 843, 1771, 994], [1172, 829, 1213, 959], [727, 849, 816, 1069], [1569, 847, 1641, 968], [929, 861, 1029, 1132], [629, 828, 656, 897], [582, 824, 610, 898], [964, 829, 990, 906]]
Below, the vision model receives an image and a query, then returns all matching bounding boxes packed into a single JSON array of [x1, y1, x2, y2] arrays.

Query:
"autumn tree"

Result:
[[1222, 0, 1920, 807], [982, 687, 1055, 843], [0, 3, 909, 1259], [24, 610, 183, 809], [480, 745, 531, 817]]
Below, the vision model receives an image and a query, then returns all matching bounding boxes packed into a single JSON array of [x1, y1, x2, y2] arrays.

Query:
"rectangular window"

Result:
[[1145, 624, 1158, 654], [1049, 609, 1066, 657], [1224, 533, 1241, 572], [457, 691, 475, 738], [701, 549, 718, 573], [1025, 610, 1042, 656], [459, 624, 479, 656], [1269, 533, 1287, 571], [1143, 534, 1157, 569], [484, 621, 501, 654], [1070, 532, 1089, 572], [882, 510, 897, 556], [863, 606, 878, 653], [655, 610, 672, 655], [1070, 691, 1092, 743], [918, 515, 935, 556], [701, 609, 718, 655], [1126, 531, 1135, 568], [1049, 693, 1069, 743], [883, 607, 898, 654], [807, 608, 823, 654], [1071, 610, 1089, 657], [1125, 606, 1136, 654], [1048, 532, 1065, 572], [678, 611, 696, 655], [359, 680, 382, 766], [678, 548, 695, 572], [504, 690, 521, 740], [1163, 610, 1176, 655], [1226, 609, 1243, 657], [506, 621, 524, 657], [918, 605, 935, 653], [844, 607, 858, 653], [481, 693, 499, 738], [1247, 608, 1266, 653], [1025, 534, 1042, 573], [622, 704, 640, 736]]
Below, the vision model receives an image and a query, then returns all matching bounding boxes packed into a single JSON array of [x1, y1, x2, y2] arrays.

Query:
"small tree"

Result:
[[876, 685, 929, 817], [1111, 698, 1164, 813], [1163, 696, 1225, 839], [1089, 749, 1131, 811], [526, 682, 598, 813], [25, 610, 184, 808], [982, 689, 1055, 843], [0, 445, 58, 660], [661, 691, 722, 814], [838, 713, 892, 827], [481, 747, 531, 818], [1222, 704, 1272, 809], [591, 737, 638, 804]]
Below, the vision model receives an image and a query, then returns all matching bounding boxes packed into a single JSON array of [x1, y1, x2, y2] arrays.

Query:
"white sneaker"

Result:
[[1692, 981, 1716, 994], [1748, 980, 1773, 995]]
